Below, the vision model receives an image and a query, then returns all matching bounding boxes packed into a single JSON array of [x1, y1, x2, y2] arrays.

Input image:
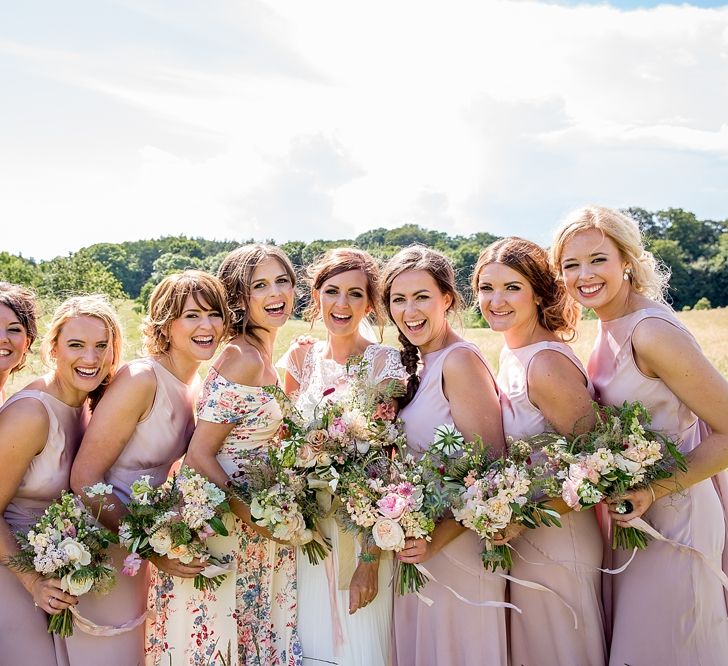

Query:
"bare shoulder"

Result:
[[108, 361, 157, 394], [528, 349, 586, 386], [216, 341, 266, 386], [0, 395, 50, 453], [632, 315, 700, 364], [442, 345, 493, 388]]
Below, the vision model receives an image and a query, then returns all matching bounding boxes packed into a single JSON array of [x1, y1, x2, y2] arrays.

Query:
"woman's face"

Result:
[[559, 228, 629, 313], [167, 293, 225, 362], [246, 258, 295, 329], [52, 316, 114, 394], [0, 303, 31, 376], [477, 262, 540, 337], [315, 269, 371, 338], [389, 269, 452, 352]]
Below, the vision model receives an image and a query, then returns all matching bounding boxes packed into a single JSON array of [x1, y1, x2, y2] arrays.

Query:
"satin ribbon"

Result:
[[413, 563, 522, 613], [70, 606, 149, 637], [508, 540, 637, 575], [498, 572, 579, 629]]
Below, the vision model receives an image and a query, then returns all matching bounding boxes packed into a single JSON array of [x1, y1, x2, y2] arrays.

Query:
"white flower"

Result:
[[61, 573, 94, 596], [372, 518, 406, 551], [84, 482, 114, 498], [58, 538, 91, 566], [148, 527, 173, 555]]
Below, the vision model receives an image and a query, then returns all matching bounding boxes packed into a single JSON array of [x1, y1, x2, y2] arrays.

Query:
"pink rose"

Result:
[[562, 479, 582, 510], [197, 523, 216, 540], [372, 518, 406, 551], [377, 493, 409, 520], [373, 401, 396, 422], [305, 429, 328, 447], [122, 553, 142, 577]]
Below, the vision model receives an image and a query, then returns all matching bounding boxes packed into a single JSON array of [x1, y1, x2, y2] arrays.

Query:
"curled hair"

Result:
[[550, 206, 671, 304], [142, 270, 230, 356], [41, 295, 123, 411], [0, 281, 38, 374], [472, 237, 579, 340], [303, 248, 384, 334], [216, 244, 296, 342], [381, 245, 463, 408]]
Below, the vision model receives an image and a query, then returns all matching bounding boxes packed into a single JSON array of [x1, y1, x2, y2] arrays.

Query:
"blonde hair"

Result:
[[41, 295, 123, 410], [142, 270, 230, 356], [550, 205, 671, 304]]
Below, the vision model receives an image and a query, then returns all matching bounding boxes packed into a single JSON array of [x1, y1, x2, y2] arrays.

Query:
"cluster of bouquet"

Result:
[[8, 488, 118, 636], [426, 425, 561, 572], [118, 466, 230, 591], [539, 401, 687, 549], [337, 450, 441, 594]]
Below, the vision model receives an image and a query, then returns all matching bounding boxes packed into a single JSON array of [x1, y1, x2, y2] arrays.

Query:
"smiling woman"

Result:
[[0, 282, 38, 404]]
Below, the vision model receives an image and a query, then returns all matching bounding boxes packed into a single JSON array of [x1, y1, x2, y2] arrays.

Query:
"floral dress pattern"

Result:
[[146, 367, 302, 666]]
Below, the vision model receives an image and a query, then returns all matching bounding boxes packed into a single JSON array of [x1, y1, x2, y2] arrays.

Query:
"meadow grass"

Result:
[[6, 303, 728, 397]]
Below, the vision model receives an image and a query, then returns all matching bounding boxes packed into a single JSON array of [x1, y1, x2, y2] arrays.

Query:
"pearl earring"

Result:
[[623, 267, 631, 281]]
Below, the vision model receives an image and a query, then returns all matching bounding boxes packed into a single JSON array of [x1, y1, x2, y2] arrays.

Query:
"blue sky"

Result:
[[2, 0, 727, 260]]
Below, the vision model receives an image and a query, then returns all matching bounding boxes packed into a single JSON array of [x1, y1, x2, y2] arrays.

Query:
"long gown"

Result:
[[0, 389, 87, 666], [65, 358, 198, 666], [498, 341, 606, 666], [589, 307, 728, 666], [394, 340, 508, 666], [146, 367, 302, 666], [280, 341, 406, 666]]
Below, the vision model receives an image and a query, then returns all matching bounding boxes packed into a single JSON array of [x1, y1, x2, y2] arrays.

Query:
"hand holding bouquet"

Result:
[[540, 401, 687, 549], [426, 425, 561, 572], [118, 466, 230, 591], [8, 488, 118, 636]]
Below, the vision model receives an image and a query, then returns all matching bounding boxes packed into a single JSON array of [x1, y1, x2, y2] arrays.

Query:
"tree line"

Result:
[[2, 208, 726, 313]]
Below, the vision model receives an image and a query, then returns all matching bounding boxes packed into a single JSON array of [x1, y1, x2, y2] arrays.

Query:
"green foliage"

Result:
[[38, 254, 124, 299], [0, 252, 42, 287], [694, 296, 712, 310]]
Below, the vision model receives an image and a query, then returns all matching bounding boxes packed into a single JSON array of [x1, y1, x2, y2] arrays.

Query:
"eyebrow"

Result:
[[478, 279, 523, 286], [66, 337, 109, 344], [391, 289, 431, 297], [562, 252, 608, 262]]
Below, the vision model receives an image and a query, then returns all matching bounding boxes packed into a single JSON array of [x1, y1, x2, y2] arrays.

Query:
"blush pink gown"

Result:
[[394, 341, 508, 666], [498, 341, 606, 666], [0, 389, 87, 666], [64, 358, 198, 666], [589, 308, 728, 666]]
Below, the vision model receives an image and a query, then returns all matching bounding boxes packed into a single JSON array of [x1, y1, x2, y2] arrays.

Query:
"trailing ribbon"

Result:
[[323, 549, 345, 653], [508, 540, 637, 575], [498, 572, 579, 629], [70, 606, 149, 637], [413, 563, 522, 613]]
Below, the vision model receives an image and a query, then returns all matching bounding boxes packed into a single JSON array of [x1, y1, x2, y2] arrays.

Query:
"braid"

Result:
[[397, 329, 421, 409]]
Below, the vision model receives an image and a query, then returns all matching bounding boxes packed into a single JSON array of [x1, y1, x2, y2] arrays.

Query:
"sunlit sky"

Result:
[[2, 0, 727, 261]]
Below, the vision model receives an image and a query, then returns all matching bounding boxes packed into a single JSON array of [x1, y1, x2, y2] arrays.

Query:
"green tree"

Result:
[[39, 254, 124, 299], [0, 252, 42, 287]]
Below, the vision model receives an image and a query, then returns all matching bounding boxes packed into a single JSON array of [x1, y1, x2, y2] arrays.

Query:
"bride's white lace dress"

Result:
[[279, 341, 406, 666]]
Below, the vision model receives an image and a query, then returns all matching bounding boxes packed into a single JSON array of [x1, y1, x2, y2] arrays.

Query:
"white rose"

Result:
[[149, 528, 173, 555], [167, 544, 194, 564], [58, 538, 91, 566], [61, 573, 94, 596], [288, 528, 314, 546], [372, 518, 406, 551]]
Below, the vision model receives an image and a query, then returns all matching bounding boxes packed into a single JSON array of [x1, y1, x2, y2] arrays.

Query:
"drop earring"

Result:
[[623, 267, 632, 281]]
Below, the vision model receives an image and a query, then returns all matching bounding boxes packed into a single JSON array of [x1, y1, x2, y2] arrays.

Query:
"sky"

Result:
[[1, 0, 727, 261]]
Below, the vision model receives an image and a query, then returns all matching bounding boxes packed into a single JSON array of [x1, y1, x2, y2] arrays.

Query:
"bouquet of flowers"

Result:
[[539, 401, 687, 549], [8, 487, 118, 637], [337, 449, 442, 595], [118, 466, 231, 591], [426, 425, 561, 572]]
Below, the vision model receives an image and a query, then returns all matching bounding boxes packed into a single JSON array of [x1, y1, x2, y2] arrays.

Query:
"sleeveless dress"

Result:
[[65, 358, 199, 666], [0, 389, 87, 666], [589, 308, 728, 666], [394, 341, 508, 666], [146, 366, 302, 666], [498, 341, 606, 666], [280, 341, 406, 666]]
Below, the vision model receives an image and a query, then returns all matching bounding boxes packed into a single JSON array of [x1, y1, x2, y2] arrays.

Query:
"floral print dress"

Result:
[[146, 367, 302, 666]]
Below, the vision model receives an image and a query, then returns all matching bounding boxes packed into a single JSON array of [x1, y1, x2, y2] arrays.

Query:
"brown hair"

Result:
[[381, 245, 463, 408], [303, 248, 384, 333], [142, 270, 230, 356], [41, 295, 123, 411], [216, 244, 296, 341], [550, 206, 670, 304], [0, 281, 38, 374], [472, 237, 579, 340]]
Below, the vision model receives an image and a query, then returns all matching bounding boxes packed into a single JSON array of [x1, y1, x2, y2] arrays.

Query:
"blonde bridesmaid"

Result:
[[382, 246, 508, 666], [69, 271, 228, 666], [552, 205, 728, 666], [474, 237, 606, 666], [0, 295, 121, 665], [0, 282, 38, 403]]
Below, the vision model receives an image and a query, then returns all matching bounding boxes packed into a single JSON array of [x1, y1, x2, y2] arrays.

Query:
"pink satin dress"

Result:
[[499, 341, 606, 666], [589, 308, 728, 666], [394, 341, 508, 666], [65, 358, 198, 666], [0, 389, 87, 666]]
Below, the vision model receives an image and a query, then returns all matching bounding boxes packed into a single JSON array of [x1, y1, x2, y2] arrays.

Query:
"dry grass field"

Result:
[[6, 302, 728, 397]]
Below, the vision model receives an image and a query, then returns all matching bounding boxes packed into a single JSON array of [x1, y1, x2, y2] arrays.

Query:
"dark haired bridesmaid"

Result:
[[0, 282, 38, 403]]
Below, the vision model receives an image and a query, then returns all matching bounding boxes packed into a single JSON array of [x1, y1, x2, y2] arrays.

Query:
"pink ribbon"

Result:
[[323, 552, 345, 654], [508, 540, 637, 575], [70, 606, 149, 637], [498, 572, 579, 629]]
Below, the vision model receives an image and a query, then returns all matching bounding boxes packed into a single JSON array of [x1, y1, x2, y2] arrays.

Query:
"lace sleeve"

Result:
[[276, 342, 313, 385], [365, 345, 407, 384]]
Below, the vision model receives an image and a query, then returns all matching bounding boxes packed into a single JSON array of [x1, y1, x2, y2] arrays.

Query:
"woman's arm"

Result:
[[0, 399, 78, 614]]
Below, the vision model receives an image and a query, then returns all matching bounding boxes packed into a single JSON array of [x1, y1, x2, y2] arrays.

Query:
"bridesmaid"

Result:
[[551, 205, 728, 666], [381, 246, 508, 666], [473, 237, 606, 666], [0, 282, 38, 402], [69, 271, 228, 665], [280, 248, 405, 665], [0, 295, 122, 665], [162, 244, 302, 666]]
